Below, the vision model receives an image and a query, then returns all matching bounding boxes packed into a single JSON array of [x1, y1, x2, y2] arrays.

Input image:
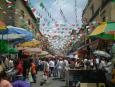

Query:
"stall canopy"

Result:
[[0, 26, 33, 40], [17, 40, 41, 47], [39, 51, 49, 56], [17, 47, 42, 53], [89, 22, 115, 40]]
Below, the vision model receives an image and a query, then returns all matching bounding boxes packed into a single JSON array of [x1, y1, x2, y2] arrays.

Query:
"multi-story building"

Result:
[[0, 0, 41, 37], [70, 0, 115, 56], [82, 0, 115, 23]]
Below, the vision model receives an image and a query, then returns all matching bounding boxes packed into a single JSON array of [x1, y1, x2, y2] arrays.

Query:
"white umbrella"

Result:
[[93, 50, 110, 58]]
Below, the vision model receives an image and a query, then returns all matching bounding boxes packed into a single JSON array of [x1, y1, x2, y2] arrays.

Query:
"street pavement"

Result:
[[32, 71, 66, 87]]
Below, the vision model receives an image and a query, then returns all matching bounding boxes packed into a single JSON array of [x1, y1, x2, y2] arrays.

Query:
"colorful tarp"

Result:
[[90, 22, 115, 35], [0, 26, 33, 40], [89, 22, 115, 40]]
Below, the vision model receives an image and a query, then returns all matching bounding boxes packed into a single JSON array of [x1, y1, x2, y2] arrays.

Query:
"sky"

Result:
[[29, 0, 88, 54], [29, 0, 87, 27]]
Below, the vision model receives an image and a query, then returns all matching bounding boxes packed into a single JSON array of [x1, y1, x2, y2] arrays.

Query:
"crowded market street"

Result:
[[0, 0, 115, 87]]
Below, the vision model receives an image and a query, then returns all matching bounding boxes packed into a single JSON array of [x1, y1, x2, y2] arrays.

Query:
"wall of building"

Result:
[[83, 0, 101, 22], [83, 0, 115, 22], [15, 0, 37, 32], [111, 2, 115, 21], [0, 0, 15, 25]]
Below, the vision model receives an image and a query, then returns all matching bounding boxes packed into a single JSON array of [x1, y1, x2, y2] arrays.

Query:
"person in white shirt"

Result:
[[43, 59, 49, 81], [49, 59, 55, 77], [99, 59, 106, 70], [95, 58, 100, 69], [57, 58, 64, 79], [9, 59, 14, 69], [90, 59, 94, 69]]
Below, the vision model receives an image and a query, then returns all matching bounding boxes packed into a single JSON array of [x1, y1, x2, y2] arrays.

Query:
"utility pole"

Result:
[[75, 0, 77, 26]]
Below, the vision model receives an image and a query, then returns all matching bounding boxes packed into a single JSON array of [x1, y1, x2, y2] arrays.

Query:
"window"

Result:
[[20, 10, 25, 18], [91, 5, 94, 15], [28, 19, 31, 25], [103, 17, 106, 22]]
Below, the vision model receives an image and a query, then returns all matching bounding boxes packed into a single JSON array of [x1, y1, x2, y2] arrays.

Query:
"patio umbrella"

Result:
[[17, 40, 41, 47], [12, 37, 33, 45], [103, 22, 115, 34], [0, 26, 33, 40], [93, 50, 110, 58], [89, 22, 115, 40], [0, 21, 6, 30]]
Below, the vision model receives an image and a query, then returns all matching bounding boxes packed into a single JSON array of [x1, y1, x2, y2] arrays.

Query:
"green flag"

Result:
[[40, 2, 44, 9]]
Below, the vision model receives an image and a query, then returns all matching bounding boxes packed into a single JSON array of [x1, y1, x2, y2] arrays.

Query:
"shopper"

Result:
[[43, 59, 49, 81], [16, 61, 23, 75], [57, 58, 64, 79], [30, 59, 37, 83], [49, 59, 55, 77]]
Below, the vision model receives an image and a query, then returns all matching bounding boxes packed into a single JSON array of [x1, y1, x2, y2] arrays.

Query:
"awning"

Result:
[[17, 40, 41, 47]]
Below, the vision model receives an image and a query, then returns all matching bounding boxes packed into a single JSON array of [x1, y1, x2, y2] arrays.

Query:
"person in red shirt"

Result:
[[16, 61, 23, 75]]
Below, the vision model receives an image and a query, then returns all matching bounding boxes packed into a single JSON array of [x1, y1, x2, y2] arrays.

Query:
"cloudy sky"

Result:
[[29, 0, 87, 54], [29, 0, 87, 27]]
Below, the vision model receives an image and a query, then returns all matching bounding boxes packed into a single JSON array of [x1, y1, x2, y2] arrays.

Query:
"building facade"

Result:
[[0, 0, 41, 38], [82, 0, 115, 23]]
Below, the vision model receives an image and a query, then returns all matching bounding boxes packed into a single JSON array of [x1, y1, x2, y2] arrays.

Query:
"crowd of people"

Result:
[[0, 51, 114, 87]]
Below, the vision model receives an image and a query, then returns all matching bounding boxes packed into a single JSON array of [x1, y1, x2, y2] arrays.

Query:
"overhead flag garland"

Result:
[[60, 9, 68, 23]]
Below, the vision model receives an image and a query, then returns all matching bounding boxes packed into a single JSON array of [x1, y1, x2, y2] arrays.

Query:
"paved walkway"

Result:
[[32, 71, 66, 87]]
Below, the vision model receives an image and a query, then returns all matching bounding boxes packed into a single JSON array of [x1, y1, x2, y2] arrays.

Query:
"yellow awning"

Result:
[[90, 22, 107, 36], [17, 40, 41, 47]]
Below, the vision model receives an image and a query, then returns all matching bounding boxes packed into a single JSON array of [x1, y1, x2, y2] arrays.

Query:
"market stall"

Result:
[[65, 69, 106, 87]]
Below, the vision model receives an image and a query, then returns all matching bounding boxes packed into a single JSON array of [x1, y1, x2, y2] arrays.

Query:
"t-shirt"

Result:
[[49, 60, 55, 67], [57, 61, 64, 69], [44, 61, 49, 71], [96, 58, 99, 64], [64, 60, 69, 67], [31, 63, 36, 74], [99, 60, 106, 69]]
